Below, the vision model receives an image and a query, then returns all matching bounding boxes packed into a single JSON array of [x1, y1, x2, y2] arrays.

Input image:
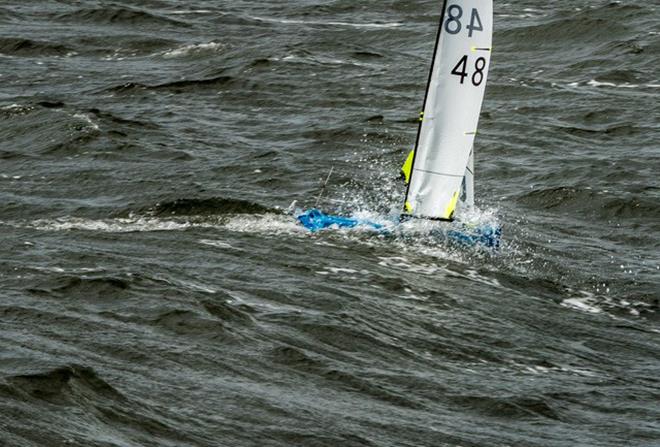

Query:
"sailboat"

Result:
[[297, 0, 501, 248]]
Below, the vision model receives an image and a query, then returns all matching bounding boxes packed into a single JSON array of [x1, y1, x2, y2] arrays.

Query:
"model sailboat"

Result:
[[297, 0, 500, 248]]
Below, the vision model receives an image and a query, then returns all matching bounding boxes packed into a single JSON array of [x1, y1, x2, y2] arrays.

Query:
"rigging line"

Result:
[[314, 166, 334, 207]]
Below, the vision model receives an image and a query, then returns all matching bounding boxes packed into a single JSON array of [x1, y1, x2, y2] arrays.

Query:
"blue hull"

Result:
[[297, 209, 384, 232], [297, 209, 501, 249]]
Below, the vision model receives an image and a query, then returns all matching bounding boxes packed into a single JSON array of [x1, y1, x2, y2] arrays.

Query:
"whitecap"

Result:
[[223, 214, 306, 235], [587, 79, 640, 89], [73, 113, 100, 131], [560, 297, 603, 314], [198, 239, 240, 250], [251, 16, 402, 29], [22, 217, 214, 233], [162, 42, 224, 58], [166, 10, 213, 15]]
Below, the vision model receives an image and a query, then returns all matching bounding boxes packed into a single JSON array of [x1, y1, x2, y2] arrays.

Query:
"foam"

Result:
[[377, 256, 450, 276], [560, 297, 603, 314], [22, 217, 214, 233], [587, 79, 639, 89], [273, 54, 376, 68], [73, 113, 100, 131], [562, 80, 659, 90], [314, 266, 364, 278], [198, 239, 239, 250], [222, 214, 306, 235], [1, 103, 34, 115], [166, 10, 213, 15], [510, 360, 599, 378], [162, 42, 224, 58], [251, 16, 402, 29]]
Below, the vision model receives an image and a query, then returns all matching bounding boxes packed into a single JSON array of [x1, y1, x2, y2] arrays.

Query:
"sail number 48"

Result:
[[445, 5, 487, 86], [445, 5, 483, 37], [451, 56, 486, 86]]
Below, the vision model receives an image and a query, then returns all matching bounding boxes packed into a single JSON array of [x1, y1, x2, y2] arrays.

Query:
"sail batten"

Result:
[[404, 0, 492, 220]]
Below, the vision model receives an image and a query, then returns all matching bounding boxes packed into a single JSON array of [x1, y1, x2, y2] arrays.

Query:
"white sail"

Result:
[[404, 0, 492, 220]]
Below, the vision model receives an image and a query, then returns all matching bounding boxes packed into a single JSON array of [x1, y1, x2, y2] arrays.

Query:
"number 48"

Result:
[[445, 5, 483, 37], [451, 56, 486, 86]]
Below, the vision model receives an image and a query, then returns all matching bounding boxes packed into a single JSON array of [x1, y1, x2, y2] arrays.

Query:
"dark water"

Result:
[[1, 1, 659, 446]]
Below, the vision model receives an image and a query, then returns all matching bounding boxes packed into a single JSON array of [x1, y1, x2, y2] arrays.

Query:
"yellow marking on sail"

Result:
[[419, 111, 424, 122], [443, 191, 460, 220], [401, 149, 415, 184], [405, 201, 413, 214]]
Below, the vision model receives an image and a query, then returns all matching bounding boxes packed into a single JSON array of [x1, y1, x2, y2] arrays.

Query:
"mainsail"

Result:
[[404, 0, 492, 220]]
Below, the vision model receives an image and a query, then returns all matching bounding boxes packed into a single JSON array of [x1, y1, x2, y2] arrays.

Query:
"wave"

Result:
[[164, 10, 214, 16], [56, 7, 188, 28], [86, 108, 159, 130], [161, 41, 225, 58], [1, 363, 197, 445], [152, 75, 234, 91], [2, 197, 281, 234], [352, 50, 384, 60], [37, 101, 65, 109], [592, 69, 643, 85], [0, 103, 35, 118], [561, 80, 660, 92], [452, 394, 561, 420], [28, 275, 131, 300], [249, 15, 402, 29], [151, 309, 230, 337], [142, 197, 275, 217], [0, 101, 166, 160], [561, 289, 659, 319], [5, 365, 125, 405], [0, 105, 101, 157], [556, 123, 643, 138], [0, 7, 20, 22], [0, 37, 71, 57], [517, 186, 660, 220], [202, 299, 256, 326], [106, 75, 237, 94], [19, 216, 213, 233], [499, 3, 646, 46]]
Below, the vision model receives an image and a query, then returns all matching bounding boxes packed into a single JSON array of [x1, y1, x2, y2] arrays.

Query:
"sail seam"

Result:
[[413, 169, 464, 178]]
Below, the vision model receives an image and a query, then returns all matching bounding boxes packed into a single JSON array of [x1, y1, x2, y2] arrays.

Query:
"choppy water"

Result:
[[1, 1, 659, 446]]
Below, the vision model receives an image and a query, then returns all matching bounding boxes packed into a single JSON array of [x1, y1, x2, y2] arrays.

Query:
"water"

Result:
[[1, 1, 659, 446]]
